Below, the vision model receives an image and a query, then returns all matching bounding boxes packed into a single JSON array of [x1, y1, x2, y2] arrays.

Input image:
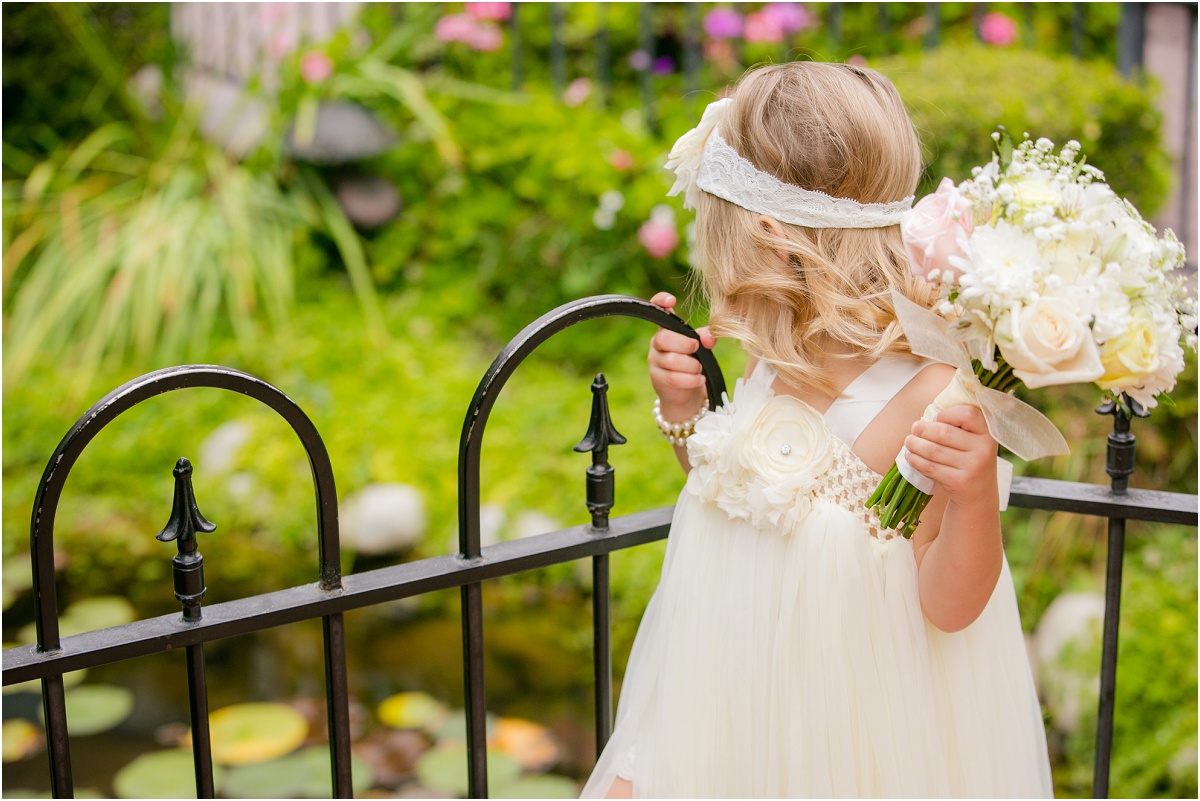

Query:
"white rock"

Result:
[[1034, 591, 1107, 735], [340, 484, 426, 555], [479, 504, 505, 549], [198, 421, 253, 475], [511, 511, 562, 540]]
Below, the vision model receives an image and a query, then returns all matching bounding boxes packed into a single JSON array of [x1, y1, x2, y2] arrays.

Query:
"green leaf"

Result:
[[415, 743, 520, 797]]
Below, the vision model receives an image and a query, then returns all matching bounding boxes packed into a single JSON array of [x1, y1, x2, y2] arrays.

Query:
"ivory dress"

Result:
[[581, 356, 1053, 798]]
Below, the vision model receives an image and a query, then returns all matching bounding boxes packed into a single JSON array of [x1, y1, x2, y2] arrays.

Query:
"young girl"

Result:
[[581, 62, 1052, 798]]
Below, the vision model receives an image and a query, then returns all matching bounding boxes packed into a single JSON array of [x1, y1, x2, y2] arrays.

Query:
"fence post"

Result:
[[550, 3, 566, 98], [924, 3, 940, 50], [1091, 395, 1148, 798], [638, 3, 658, 136], [510, 2, 523, 91]]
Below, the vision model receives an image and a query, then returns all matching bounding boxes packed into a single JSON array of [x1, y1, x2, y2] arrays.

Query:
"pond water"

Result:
[[3, 582, 636, 798]]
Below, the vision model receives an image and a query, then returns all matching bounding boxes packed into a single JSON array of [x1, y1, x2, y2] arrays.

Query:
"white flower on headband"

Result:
[[666, 97, 733, 210]]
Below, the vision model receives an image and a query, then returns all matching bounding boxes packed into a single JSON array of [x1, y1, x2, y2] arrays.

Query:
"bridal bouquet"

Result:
[[868, 130, 1196, 537]]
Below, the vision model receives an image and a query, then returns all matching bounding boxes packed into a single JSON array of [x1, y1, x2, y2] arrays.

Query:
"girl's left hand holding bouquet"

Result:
[[869, 131, 1197, 537]]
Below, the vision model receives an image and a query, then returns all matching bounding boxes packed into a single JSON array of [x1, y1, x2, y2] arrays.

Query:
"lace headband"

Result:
[[665, 98, 914, 229]]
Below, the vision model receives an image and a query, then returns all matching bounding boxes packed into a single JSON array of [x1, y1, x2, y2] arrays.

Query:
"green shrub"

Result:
[[878, 43, 1173, 217]]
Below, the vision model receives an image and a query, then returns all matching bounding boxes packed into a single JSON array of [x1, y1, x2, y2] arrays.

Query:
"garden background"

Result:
[[2, 2, 1196, 798]]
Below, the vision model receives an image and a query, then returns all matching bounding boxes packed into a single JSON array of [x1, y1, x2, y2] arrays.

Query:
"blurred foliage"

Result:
[[1, 3, 171, 161], [881, 44, 1173, 216], [1, 2, 1194, 798]]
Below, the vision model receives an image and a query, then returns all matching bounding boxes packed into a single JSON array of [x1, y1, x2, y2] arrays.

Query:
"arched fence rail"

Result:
[[2, 296, 1196, 799]]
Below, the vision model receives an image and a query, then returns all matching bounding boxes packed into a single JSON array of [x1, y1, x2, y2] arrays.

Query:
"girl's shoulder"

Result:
[[850, 360, 955, 475]]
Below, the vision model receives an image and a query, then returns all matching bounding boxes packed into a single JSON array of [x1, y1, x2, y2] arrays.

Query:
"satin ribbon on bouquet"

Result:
[[891, 290, 1070, 494]]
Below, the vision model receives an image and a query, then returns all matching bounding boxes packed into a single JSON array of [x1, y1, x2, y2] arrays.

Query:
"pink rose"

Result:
[[638, 219, 680, 259], [901, 177, 974, 283], [563, 77, 592, 107], [300, 52, 333, 85]]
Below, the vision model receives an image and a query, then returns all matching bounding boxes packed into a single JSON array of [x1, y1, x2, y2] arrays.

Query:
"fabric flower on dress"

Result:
[[686, 377, 833, 532]]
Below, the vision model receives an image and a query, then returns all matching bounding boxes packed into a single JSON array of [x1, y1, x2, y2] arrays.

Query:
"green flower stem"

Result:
[[870, 352, 1026, 537]]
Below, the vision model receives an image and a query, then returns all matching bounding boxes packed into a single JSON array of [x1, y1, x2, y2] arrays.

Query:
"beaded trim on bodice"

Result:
[[684, 367, 907, 541], [813, 436, 899, 541]]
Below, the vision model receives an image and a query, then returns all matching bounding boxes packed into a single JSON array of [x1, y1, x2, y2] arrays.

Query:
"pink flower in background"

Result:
[[846, 54, 867, 67], [704, 8, 744, 40], [466, 2, 511, 22], [435, 13, 477, 44], [437, 13, 503, 52], [267, 29, 299, 59], [259, 3, 288, 25], [638, 217, 680, 259], [653, 56, 676, 75], [300, 51, 334, 84], [609, 149, 634, 171], [980, 12, 1018, 46], [563, 77, 592, 107], [704, 39, 737, 72], [466, 23, 503, 51], [764, 3, 813, 34], [628, 50, 652, 71], [744, 10, 785, 43]]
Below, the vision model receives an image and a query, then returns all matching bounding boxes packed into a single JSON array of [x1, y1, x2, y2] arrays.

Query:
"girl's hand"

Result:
[[903, 405, 998, 509], [648, 292, 716, 418]]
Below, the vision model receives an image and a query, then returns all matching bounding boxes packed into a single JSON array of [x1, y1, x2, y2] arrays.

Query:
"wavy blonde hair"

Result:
[[692, 62, 934, 395]]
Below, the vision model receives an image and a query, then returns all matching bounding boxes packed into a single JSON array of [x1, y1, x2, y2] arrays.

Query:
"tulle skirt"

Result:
[[580, 494, 1052, 798]]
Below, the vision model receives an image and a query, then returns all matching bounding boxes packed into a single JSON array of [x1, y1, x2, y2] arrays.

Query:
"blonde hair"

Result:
[[692, 62, 934, 395]]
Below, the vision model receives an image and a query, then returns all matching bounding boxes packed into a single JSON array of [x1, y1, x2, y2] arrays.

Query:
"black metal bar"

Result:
[[592, 554, 613, 753], [462, 581, 488, 798], [324, 613, 354, 798], [550, 2, 566, 99], [638, 3, 657, 136], [185, 643, 215, 798], [455, 295, 723, 797], [6, 507, 679, 684], [1117, 3, 1145, 76], [1005, 477, 1194, 523], [1094, 512, 1124, 800], [42, 673, 72, 797], [510, 2, 522, 91], [1091, 397, 1144, 798], [574, 374, 627, 530], [24, 365, 346, 797], [8, 474, 1195, 688], [156, 458, 216, 796]]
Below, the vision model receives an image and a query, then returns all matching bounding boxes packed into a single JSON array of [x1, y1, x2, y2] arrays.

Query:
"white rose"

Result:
[[665, 97, 732, 210], [997, 298, 1105, 388]]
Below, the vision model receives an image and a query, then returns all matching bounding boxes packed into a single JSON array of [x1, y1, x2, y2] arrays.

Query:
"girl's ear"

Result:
[[758, 215, 793, 266]]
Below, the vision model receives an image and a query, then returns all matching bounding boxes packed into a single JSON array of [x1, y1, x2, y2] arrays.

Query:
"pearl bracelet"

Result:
[[653, 398, 709, 446]]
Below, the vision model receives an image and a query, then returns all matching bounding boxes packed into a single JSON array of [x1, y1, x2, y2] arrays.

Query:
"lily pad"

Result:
[[490, 717, 559, 772], [3, 665, 87, 696], [415, 743, 520, 797], [2, 719, 44, 762], [205, 702, 308, 765], [18, 596, 138, 644], [377, 691, 449, 733], [493, 774, 579, 799], [52, 684, 134, 736], [220, 746, 374, 798], [434, 709, 497, 743], [114, 749, 225, 799]]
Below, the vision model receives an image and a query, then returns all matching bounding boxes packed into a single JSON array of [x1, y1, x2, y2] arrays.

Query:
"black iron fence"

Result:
[[3, 295, 1197, 798]]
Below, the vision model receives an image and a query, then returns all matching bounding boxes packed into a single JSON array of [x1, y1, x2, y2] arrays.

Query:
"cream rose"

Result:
[[901, 177, 974, 282], [997, 298, 1105, 388], [686, 380, 833, 532], [1008, 177, 1061, 213], [1097, 309, 1160, 390]]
